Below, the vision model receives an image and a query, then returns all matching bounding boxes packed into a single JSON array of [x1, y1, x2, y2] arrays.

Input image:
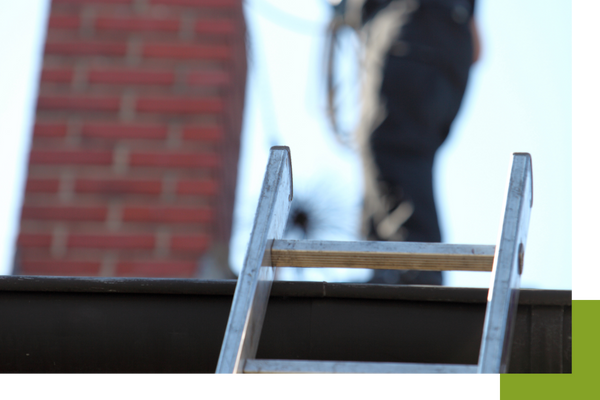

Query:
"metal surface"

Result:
[[215, 147, 293, 373], [478, 153, 533, 373], [267, 240, 495, 271], [244, 359, 478, 374], [215, 151, 534, 374]]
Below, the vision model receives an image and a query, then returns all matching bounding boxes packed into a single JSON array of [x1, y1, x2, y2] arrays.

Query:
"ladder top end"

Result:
[[512, 152, 532, 160], [271, 145, 291, 152], [512, 152, 533, 208], [270, 145, 293, 201]]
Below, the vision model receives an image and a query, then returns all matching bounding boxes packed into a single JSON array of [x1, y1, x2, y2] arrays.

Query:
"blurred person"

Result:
[[326, 0, 480, 284]]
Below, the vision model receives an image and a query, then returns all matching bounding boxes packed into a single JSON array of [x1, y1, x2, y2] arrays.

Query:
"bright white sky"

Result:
[[0, 0, 50, 278], [0, 0, 595, 296]]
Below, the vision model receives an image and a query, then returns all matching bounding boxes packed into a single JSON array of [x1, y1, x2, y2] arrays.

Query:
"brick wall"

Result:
[[14, 0, 247, 278]]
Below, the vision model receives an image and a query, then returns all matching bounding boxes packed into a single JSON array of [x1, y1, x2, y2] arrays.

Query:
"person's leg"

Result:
[[366, 59, 460, 286], [367, 151, 443, 285]]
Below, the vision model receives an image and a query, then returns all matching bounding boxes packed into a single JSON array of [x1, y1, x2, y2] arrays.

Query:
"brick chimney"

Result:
[[14, 0, 246, 278]]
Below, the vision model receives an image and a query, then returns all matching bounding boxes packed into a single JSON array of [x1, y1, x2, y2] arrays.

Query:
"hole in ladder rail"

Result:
[[518, 243, 524, 275]]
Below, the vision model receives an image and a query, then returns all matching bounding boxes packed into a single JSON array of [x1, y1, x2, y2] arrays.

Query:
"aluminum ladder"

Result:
[[216, 146, 533, 373]]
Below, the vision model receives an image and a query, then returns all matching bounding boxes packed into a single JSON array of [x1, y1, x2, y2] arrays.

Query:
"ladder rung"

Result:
[[264, 240, 495, 272], [244, 359, 478, 374]]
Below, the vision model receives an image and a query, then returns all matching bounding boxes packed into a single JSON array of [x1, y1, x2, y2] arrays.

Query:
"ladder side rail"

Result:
[[478, 153, 533, 373], [216, 147, 293, 373]]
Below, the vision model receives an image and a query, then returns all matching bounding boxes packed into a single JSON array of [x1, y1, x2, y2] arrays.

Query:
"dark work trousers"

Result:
[[367, 1, 473, 285]]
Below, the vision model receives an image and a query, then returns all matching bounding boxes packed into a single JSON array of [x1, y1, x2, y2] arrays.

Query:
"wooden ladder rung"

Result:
[[244, 359, 478, 374], [263, 240, 495, 272]]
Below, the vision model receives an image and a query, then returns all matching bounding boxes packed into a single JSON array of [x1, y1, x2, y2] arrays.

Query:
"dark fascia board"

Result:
[[0, 276, 571, 306]]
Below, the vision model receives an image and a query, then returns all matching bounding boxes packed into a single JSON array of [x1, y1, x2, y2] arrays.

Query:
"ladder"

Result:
[[216, 146, 533, 374]]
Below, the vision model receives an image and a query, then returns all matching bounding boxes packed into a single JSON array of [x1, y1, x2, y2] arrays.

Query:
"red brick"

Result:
[[129, 151, 220, 168], [194, 19, 236, 35], [176, 179, 218, 196], [53, 0, 131, 3], [181, 125, 223, 141], [68, 234, 155, 249], [21, 0, 246, 280], [37, 95, 121, 112], [20, 260, 101, 276], [116, 261, 196, 277], [170, 234, 210, 252], [29, 150, 113, 165], [45, 41, 127, 56], [186, 71, 230, 86], [25, 179, 61, 193], [48, 15, 80, 30], [136, 97, 223, 114], [75, 179, 162, 195], [88, 69, 175, 85], [21, 206, 107, 221], [33, 123, 68, 137], [142, 43, 230, 60], [150, 0, 237, 6], [17, 234, 53, 247], [95, 17, 180, 32], [81, 122, 168, 139], [41, 68, 74, 83], [122, 206, 213, 223]]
